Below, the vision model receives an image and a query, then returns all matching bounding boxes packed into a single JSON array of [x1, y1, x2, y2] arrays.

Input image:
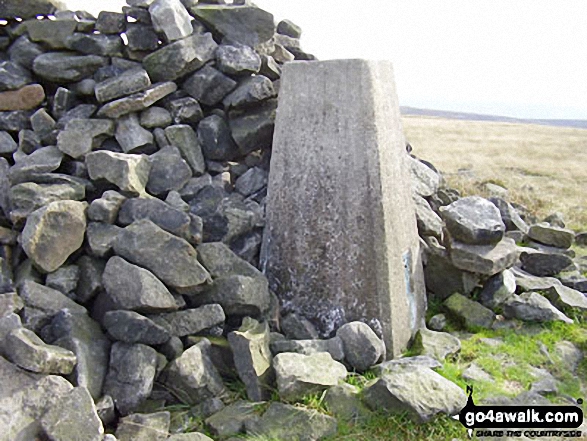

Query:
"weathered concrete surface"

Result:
[[261, 60, 426, 357]]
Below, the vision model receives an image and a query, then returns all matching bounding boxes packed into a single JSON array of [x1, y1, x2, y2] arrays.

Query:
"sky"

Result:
[[64, 0, 587, 120]]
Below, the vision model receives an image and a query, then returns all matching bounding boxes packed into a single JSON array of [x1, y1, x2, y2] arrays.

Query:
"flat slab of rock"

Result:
[[103, 310, 171, 345], [270, 336, 345, 361], [115, 411, 170, 441], [448, 237, 518, 276], [273, 351, 347, 401], [520, 250, 573, 277], [363, 367, 467, 422], [205, 400, 259, 438], [113, 219, 211, 294], [149, 0, 193, 42], [444, 293, 496, 330], [149, 304, 225, 337], [412, 328, 461, 361], [33, 52, 108, 83], [21, 200, 87, 273], [95, 67, 151, 103], [86, 150, 151, 195], [373, 355, 443, 375], [164, 124, 206, 175], [0, 0, 62, 18], [544, 284, 587, 311], [261, 60, 426, 357], [57, 118, 115, 159], [527, 222, 574, 249], [503, 292, 573, 324], [197, 241, 263, 279], [98, 82, 177, 119]]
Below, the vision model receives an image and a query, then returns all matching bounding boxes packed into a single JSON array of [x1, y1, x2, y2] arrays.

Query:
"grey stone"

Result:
[[216, 43, 261, 76], [198, 114, 240, 161], [196, 275, 270, 317], [527, 222, 574, 249], [270, 336, 345, 361], [259, 55, 281, 80], [0, 313, 22, 350], [197, 241, 262, 279], [8, 36, 44, 70], [411, 328, 460, 361], [0, 0, 62, 18], [149, 0, 193, 42], [126, 23, 159, 51], [0, 356, 74, 441], [229, 98, 276, 155], [76, 256, 104, 304], [503, 292, 573, 324], [462, 363, 493, 383], [41, 310, 110, 400], [414, 194, 444, 239], [149, 304, 225, 337], [98, 82, 178, 119], [448, 237, 519, 276], [273, 352, 347, 401], [96, 395, 116, 427], [96, 11, 126, 34], [261, 61, 426, 357], [520, 250, 573, 277], [86, 151, 151, 195], [336, 321, 385, 371], [166, 190, 189, 212], [86, 222, 122, 257], [246, 402, 337, 441], [103, 256, 178, 313], [51, 87, 77, 120], [228, 317, 273, 401], [223, 75, 275, 110], [277, 19, 302, 38], [444, 293, 496, 330], [143, 33, 218, 82], [115, 113, 154, 154], [510, 266, 562, 292], [0, 131, 17, 154], [0, 110, 33, 132], [65, 33, 124, 57], [489, 197, 529, 233], [147, 146, 192, 195], [191, 5, 275, 48], [205, 400, 259, 437], [235, 166, 267, 196], [408, 155, 440, 197], [103, 342, 158, 415], [4, 327, 77, 374], [164, 124, 206, 176], [543, 284, 587, 311], [57, 118, 115, 159], [168, 96, 204, 125], [179, 173, 212, 199], [33, 53, 108, 83], [103, 310, 171, 345], [21, 200, 86, 273], [113, 220, 211, 294], [0, 293, 23, 317], [324, 383, 370, 423], [554, 341, 582, 372], [363, 367, 467, 422], [479, 269, 517, 309], [8, 145, 63, 182], [168, 433, 214, 441], [46, 265, 79, 294], [427, 313, 447, 331], [95, 67, 151, 103], [21, 19, 78, 50], [182, 65, 237, 106], [0, 61, 31, 92], [88, 190, 126, 224], [141, 106, 172, 128], [159, 339, 226, 404], [115, 411, 170, 441], [373, 355, 442, 375], [41, 387, 104, 441], [440, 196, 505, 245]]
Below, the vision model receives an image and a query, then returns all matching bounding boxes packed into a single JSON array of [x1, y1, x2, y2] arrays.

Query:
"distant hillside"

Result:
[[400, 106, 587, 129]]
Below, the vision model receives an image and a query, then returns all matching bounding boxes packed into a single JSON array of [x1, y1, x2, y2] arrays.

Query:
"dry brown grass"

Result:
[[401, 116, 587, 230]]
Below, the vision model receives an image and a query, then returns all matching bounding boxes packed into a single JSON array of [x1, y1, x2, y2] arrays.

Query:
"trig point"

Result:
[[261, 59, 427, 358]]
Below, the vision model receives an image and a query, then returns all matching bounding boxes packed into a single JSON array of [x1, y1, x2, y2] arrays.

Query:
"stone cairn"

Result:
[[0, 0, 586, 440]]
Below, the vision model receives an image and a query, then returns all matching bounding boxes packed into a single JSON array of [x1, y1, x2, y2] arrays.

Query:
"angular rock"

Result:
[[191, 5, 275, 48], [228, 317, 273, 401], [229, 98, 276, 154], [8, 36, 44, 70], [143, 33, 218, 82], [527, 222, 574, 249], [412, 328, 461, 361], [520, 250, 573, 277], [281, 313, 320, 340], [86, 151, 151, 195], [95, 67, 151, 103], [149, 304, 225, 337], [0, 293, 23, 317], [489, 197, 529, 233], [448, 237, 518, 276], [118, 197, 189, 237], [0, 131, 17, 153], [273, 352, 347, 401], [33, 52, 108, 83], [413, 194, 444, 239], [259, 54, 281, 80], [8, 145, 63, 182], [362, 367, 467, 422], [373, 355, 443, 375], [159, 339, 226, 404], [113, 219, 211, 294], [247, 402, 336, 440], [4, 327, 77, 374], [223, 75, 275, 110], [440, 196, 505, 245], [205, 400, 258, 438], [103, 342, 158, 415], [168, 96, 203, 125], [147, 146, 192, 195], [96, 11, 126, 34], [198, 114, 240, 161], [115, 112, 154, 153], [149, 0, 193, 42], [0, 0, 62, 18], [103, 310, 171, 345], [115, 412, 170, 441], [22, 19, 78, 50], [277, 19, 302, 38], [216, 43, 261, 76], [41, 387, 104, 441], [196, 242, 261, 280], [235, 166, 267, 196], [0, 61, 31, 92], [0, 84, 45, 111], [88, 190, 126, 224], [164, 124, 206, 175], [196, 275, 270, 317], [408, 155, 440, 197], [182, 65, 237, 106], [543, 284, 587, 311], [0, 110, 33, 132], [65, 33, 124, 57], [324, 383, 370, 423], [336, 321, 385, 371], [503, 292, 573, 324], [45, 265, 79, 295], [57, 118, 115, 158], [511, 266, 562, 292], [168, 433, 214, 441], [98, 82, 178, 119], [141, 106, 171, 129], [478, 268, 517, 309], [21, 200, 87, 273], [126, 23, 159, 51], [423, 249, 481, 300], [444, 293, 496, 330], [86, 222, 122, 257], [554, 341, 582, 372], [270, 336, 345, 361], [462, 363, 494, 383]]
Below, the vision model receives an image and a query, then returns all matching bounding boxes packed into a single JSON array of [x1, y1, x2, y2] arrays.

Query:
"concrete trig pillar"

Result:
[[261, 59, 427, 358]]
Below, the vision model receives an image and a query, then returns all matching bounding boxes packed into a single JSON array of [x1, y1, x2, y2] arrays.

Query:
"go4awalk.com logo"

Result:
[[454, 386, 584, 438]]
